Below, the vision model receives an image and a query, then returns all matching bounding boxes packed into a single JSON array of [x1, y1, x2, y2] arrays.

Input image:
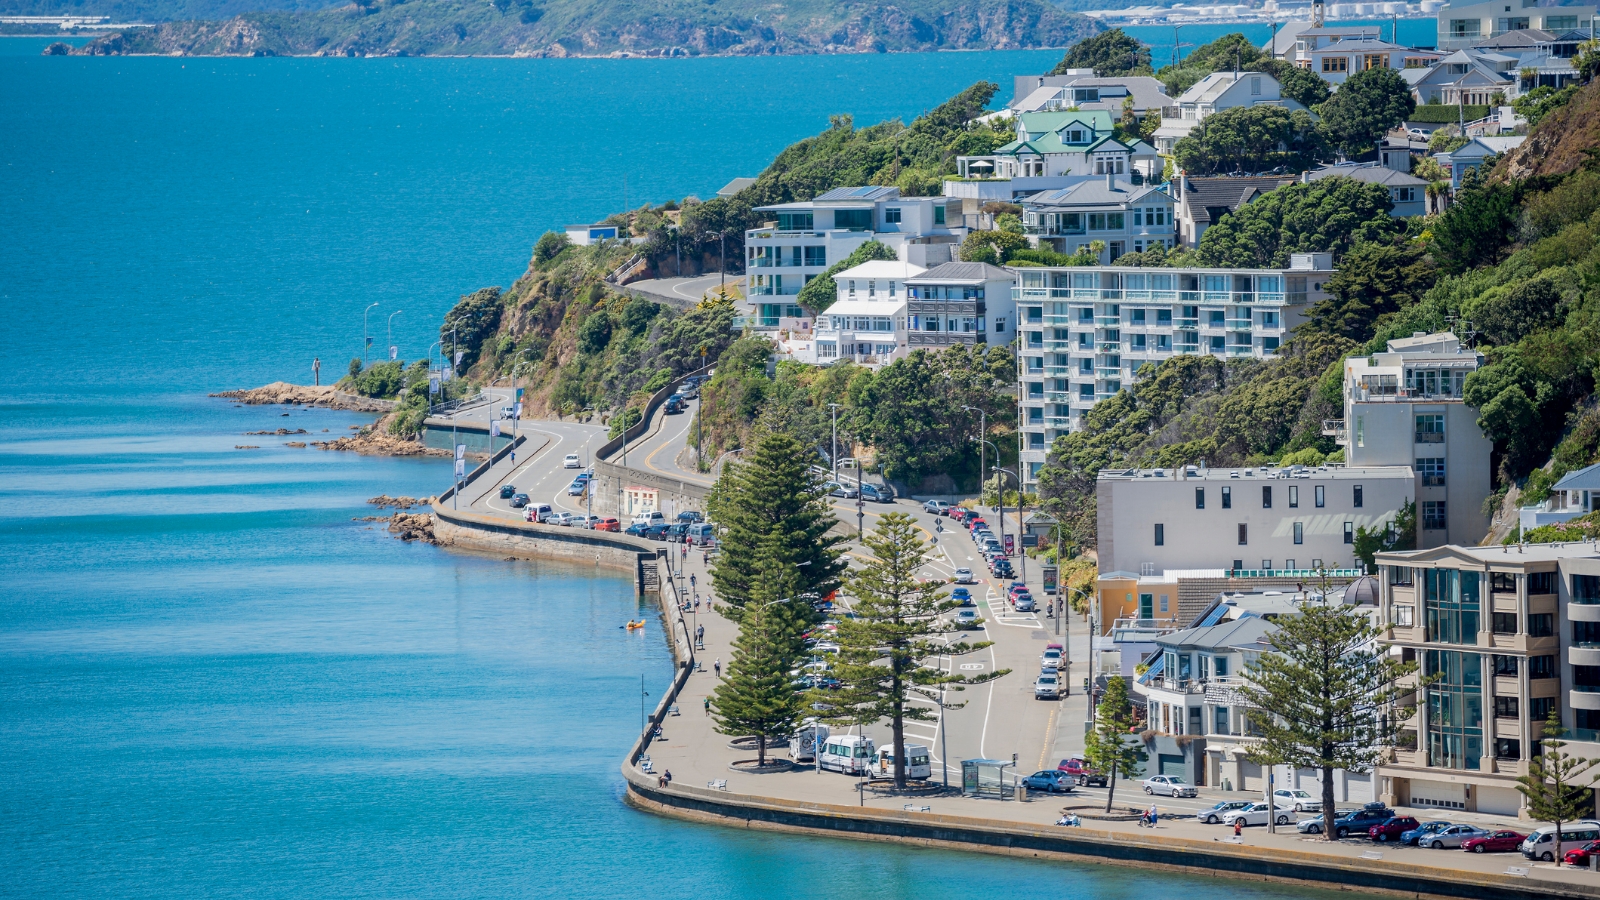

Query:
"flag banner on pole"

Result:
[[446, 367, 455, 381], [454, 350, 464, 367], [389, 345, 397, 360], [455, 444, 466, 461], [454, 459, 466, 478], [491, 420, 501, 437], [429, 375, 440, 395], [515, 387, 524, 401], [515, 403, 523, 419], [365, 336, 373, 347]]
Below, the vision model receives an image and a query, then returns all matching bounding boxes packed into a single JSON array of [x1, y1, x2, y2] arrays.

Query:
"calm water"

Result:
[[2, 50, 1362, 897]]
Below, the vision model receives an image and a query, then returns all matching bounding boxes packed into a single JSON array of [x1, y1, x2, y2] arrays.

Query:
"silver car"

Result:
[[547, 511, 575, 527], [1423, 823, 1490, 849], [1035, 673, 1061, 699], [1142, 775, 1197, 798]]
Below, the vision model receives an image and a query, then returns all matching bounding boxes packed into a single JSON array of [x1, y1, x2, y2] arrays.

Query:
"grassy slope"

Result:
[[72, 0, 1099, 57]]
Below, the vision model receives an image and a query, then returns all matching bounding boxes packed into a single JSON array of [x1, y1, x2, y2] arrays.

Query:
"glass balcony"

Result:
[[1094, 315, 1121, 326], [1225, 346, 1255, 357], [1226, 318, 1254, 329]]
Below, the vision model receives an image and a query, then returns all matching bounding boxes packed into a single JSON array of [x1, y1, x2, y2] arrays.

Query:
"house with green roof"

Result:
[[953, 109, 1161, 187]]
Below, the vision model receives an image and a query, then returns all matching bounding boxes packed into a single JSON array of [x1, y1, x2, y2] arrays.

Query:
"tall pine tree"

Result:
[[709, 556, 807, 767], [1517, 708, 1598, 865], [1083, 675, 1146, 813], [708, 427, 846, 621], [814, 513, 1008, 788]]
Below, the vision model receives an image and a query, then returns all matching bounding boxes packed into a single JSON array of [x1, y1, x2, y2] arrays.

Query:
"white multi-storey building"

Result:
[[1020, 174, 1176, 261], [1015, 256, 1336, 487], [806, 260, 924, 367]]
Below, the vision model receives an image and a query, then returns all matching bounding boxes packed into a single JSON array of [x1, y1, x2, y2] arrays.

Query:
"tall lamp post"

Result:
[[961, 405, 986, 507], [828, 402, 842, 483], [992, 464, 1024, 586], [362, 302, 380, 364], [387, 309, 404, 361]]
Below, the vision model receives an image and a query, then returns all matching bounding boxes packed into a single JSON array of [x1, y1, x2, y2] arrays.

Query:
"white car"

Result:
[[953, 568, 976, 584], [1222, 802, 1296, 827], [1040, 647, 1063, 670], [499, 405, 517, 420], [1142, 775, 1197, 798], [562, 454, 582, 468], [547, 511, 574, 527], [1273, 789, 1320, 812], [570, 515, 600, 529]]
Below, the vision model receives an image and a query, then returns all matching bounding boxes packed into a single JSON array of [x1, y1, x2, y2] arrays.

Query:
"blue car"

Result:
[[1021, 770, 1075, 794], [1400, 821, 1453, 846], [567, 479, 588, 495], [950, 587, 973, 606]]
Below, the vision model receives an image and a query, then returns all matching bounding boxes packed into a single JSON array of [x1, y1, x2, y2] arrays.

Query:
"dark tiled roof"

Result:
[[906, 262, 1014, 283], [813, 186, 899, 202], [1180, 175, 1296, 224]]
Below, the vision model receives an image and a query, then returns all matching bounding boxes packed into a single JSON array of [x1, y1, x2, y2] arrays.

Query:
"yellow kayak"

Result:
[[625, 620, 645, 630]]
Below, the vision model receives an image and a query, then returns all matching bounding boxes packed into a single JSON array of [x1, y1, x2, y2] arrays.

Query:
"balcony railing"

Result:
[[1094, 315, 1121, 326], [1226, 318, 1254, 329], [1011, 289, 1291, 305], [1353, 386, 1466, 402], [1415, 431, 1445, 443], [1225, 346, 1256, 357]]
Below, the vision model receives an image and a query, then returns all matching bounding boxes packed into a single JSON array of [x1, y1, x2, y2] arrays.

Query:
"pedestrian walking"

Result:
[[714, 658, 721, 677], [1233, 818, 1243, 839], [690, 574, 696, 589], [703, 697, 710, 715], [694, 596, 701, 612], [701, 550, 708, 565]]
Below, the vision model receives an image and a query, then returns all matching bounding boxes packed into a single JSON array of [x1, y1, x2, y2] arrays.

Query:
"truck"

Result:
[[818, 733, 875, 776], [875, 743, 931, 780]]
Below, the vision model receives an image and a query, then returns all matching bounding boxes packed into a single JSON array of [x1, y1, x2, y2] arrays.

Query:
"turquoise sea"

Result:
[[2, 46, 1370, 898]]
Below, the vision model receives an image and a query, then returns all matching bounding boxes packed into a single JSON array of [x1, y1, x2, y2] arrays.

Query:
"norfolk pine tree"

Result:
[[1517, 708, 1599, 865], [1083, 675, 1146, 813], [815, 513, 1008, 789], [710, 556, 807, 767], [1236, 581, 1421, 841], [707, 426, 847, 621]]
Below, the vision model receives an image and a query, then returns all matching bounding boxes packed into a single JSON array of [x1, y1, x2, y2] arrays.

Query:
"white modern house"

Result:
[[1519, 462, 1600, 532], [1324, 332, 1494, 547], [1437, 0, 1597, 50], [1304, 165, 1429, 218], [806, 260, 925, 367], [565, 223, 620, 245], [743, 186, 966, 335], [905, 262, 1016, 355], [1014, 256, 1337, 485], [1020, 174, 1176, 261], [1151, 72, 1314, 155], [1009, 72, 1172, 116], [1306, 38, 1444, 84]]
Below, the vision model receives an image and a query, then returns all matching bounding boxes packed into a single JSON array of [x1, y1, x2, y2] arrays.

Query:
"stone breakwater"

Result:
[[211, 382, 396, 413], [310, 419, 450, 458]]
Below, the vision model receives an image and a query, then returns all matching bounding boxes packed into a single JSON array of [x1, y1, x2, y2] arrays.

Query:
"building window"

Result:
[[1492, 654, 1519, 676], [1531, 697, 1555, 722], [1238, 523, 1248, 545], [1425, 569, 1481, 644], [1415, 414, 1444, 443], [1344, 522, 1354, 544], [1422, 501, 1447, 530], [1530, 655, 1556, 679], [1262, 486, 1272, 509], [1575, 620, 1600, 647], [1529, 613, 1554, 637], [1353, 485, 1363, 508], [1491, 612, 1518, 634], [1221, 486, 1232, 509], [1026, 306, 1042, 323], [1392, 603, 1414, 627], [1425, 649, 1482, 770], [1155, 524, 1165, 546], [884, 207, 902, 224], [1494, 696, 1519, 719], [1322, 56, 1349, 73], [1294, 522, 1304, 545], [1529, 571, 1556, 595], [1029, 432, 1046, 449], [995, 318, 1005, 334], [1449, 19, 1482, 38], [1314, 485, 1325, 508], [1418, 458, 1446, 486], [1195, 487, 1205, 509], [933, 205, 946, 225], [1389, 565, 1413, 586], [1494, 738, 1521, 760], [1262, 559, 1273, 571], [1289, 485, 1299, 508]]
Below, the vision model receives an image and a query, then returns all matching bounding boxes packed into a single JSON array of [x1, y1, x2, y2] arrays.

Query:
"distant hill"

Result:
[[1, 0, 342, 24], [62, 0, 1100, 57]]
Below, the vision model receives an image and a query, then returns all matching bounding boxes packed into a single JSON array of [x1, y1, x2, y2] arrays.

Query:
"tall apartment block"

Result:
[[1015, 256, 1335, 487], [1324, 332, 1493, 546], [1375, 541, 1600, 818]]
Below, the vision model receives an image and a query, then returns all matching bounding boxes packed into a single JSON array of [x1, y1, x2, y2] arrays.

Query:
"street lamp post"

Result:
[[961, 405, 986, 508], [387, 309, 404, 361], [363, 302, 380, 364], [828, 403, 841, 484]]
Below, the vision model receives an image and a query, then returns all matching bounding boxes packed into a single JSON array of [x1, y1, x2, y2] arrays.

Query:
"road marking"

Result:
[[1038, 705, 1058, 771], [960, 663, 984, 670]]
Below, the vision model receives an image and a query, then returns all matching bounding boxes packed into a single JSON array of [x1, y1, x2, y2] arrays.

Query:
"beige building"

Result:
[[1096, 464, 1415, 577], [1375, 541, 1600, 818], [1326, 332, 1494, 547]]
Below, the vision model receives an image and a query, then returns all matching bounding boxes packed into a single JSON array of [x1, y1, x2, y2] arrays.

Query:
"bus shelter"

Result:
[[961, 759, 1013, 799]]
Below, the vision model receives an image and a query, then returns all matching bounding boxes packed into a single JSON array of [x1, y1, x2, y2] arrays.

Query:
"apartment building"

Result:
[[904, 262, 1016, 355], [1015, 256, 1336, 486], [1375, 541, 1600, 817], [1151, 72, 1314, 155], [1020, 175, 1176, 261], [1437, 0, 1597, 50], [807, 260, 925, 367], [1098, 464, 1415, 578], [744, 186, 964, 332], [1325, 332, 1493, 547]]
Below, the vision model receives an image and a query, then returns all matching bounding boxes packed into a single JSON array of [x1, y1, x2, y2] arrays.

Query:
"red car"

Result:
[[949, 508, 972, 524], [1563, 839, 1600, 865], [596, 517, 621, 533], [1007, 583, 1031, 600], [1368, 816, 1419, 842], [1056, 756, 1107, 787], [1461, 830, 1525, 854]]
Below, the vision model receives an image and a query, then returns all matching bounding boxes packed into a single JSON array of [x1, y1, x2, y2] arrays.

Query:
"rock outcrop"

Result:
[[212, 382, 394, 413], [387, 512, 438, 544], [1496, 80, 1600, 182]]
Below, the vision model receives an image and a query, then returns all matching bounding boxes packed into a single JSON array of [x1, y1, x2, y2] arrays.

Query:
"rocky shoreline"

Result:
[[216, 382, 445, 458], [212, 382, 396, 413]]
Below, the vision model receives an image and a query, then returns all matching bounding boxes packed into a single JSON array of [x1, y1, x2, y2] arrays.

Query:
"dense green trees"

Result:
[[1194, 177, 1399, 267], [1305, 240, 1437, 340], [795, 240, 898, 312], [958, 228, 1028, 264], [440, 286, 504, 372], [710, 559, 808, 768], [1430, 176, 1518, 274], [1155, 32, 1267, 95], [1317, 66, 1415, 159], [816, 513, 1006, 788], [1050, 28, 1151, 77], [532, 231, 569, 266], [1172, 106, 1326, 175]]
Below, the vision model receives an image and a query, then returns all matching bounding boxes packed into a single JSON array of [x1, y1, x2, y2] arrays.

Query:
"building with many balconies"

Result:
[[1374, 541, 1600, 817], [1014, 255, 1336, 487], [1020, 174, 1176, 262], [904, 262, 1016, 356], [803, 259, 924, 367]]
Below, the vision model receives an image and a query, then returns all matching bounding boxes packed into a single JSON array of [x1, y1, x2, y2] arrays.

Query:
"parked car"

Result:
[[1324, 803, 1394, 838], [1368, 816, 1420, 843], [567, 479, 588, 496], [1564, 839, 1600, 866], [685, 522, 716, 546], [547, 511, 574, 527], [1142, 775, 1197, 798], [1399, 821, 1454, 846], [499, 484, 517, 499], [1198, 801, 1253, 824], [859, 483, 893, 502], [1014, 595, 1036, 612], [1223, 802, 1296, 828], [664, 523, 689, 542], [1022, 770, 1074, 793], [950, 587, 973, 607], [1056, 757, 1107, 787], [631, 511, 666, 527], [1273, 789, 1321, 812], [572, 515, 601, 529], [1034, 673, 1061, 700], [1040, 647, 1063, 670], [625, 522, 668, 539], [923, 500, 952, 516], [526, 503, 554, 522], [1461, 830, 1524, 854], [949, 507, 972, 524], [675, 511, 703, 524], [953, 567, 976, 584], [499, 405, 517, 420], [826, 482, 858, 499], [990, 560, 1014, 579], [595, 517, 621, 532], [510, 493, 530, 508], [563, 453, 581, 468], [1007, 583, 1031, 600], [1423, 824, 1491, 849], [953, 610, 982, 630], [1406, 126, 1434, 140], [1522, 821, 1600, 861]]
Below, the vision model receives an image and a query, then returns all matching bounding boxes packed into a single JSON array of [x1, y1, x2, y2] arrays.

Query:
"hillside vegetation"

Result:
[[67, 0, 1097, 57]]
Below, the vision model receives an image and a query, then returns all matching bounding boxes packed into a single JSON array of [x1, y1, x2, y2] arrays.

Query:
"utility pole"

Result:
[[697, 347, 708, 471], [829, 403, 841, 483]]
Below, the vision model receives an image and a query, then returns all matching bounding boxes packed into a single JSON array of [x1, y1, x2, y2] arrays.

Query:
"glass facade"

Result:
[[1426, 649, 1482, 770], [1425, 568, 1480, 643]]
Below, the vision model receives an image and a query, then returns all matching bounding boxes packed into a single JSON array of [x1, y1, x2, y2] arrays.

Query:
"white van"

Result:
[[1521, 821, 1600, 861], [818, 734, 875, 776], [875, 743, 932, 780], [789, 723, 830, 762], [525, 503, 553, 523], [631, 511, 666, 527]]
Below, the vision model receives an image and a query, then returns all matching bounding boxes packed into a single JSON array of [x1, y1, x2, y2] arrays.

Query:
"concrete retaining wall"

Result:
[[590, 375, 710, 518]]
